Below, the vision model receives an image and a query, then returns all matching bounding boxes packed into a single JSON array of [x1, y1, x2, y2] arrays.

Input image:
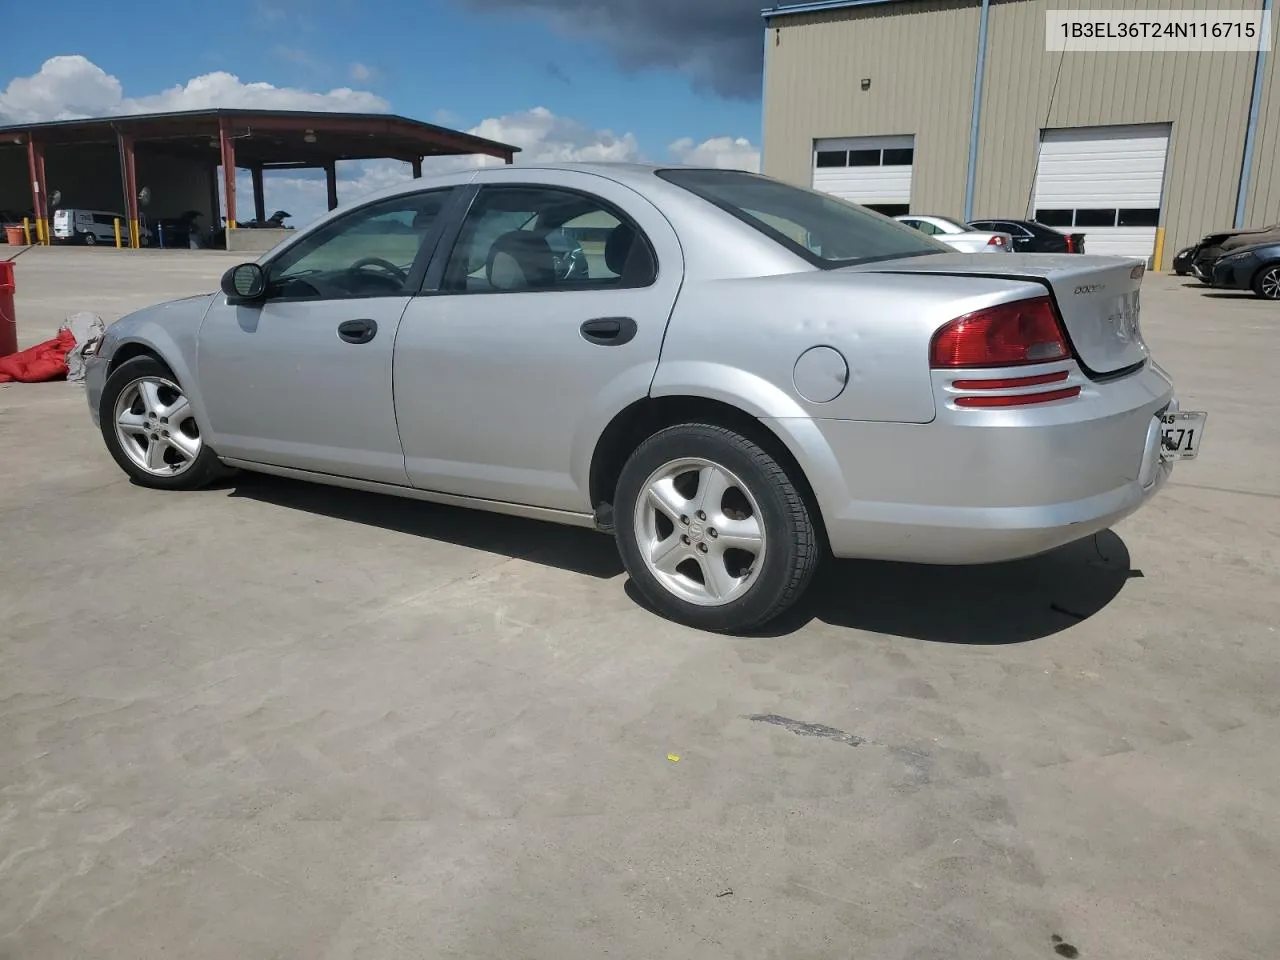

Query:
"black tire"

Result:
[[1251, 263, 1280, 300], [614, 422, 820, 632], [99, 355, 227, 490], [81, 231, 97, 246]]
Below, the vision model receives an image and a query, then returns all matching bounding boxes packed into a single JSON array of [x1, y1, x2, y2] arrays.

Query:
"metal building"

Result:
[[762, 0, 1278, 267]]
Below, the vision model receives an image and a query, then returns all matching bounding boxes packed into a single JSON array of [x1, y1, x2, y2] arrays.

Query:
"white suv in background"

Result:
[[53, 209, 150, 246], [895, 214, 1012, 253]]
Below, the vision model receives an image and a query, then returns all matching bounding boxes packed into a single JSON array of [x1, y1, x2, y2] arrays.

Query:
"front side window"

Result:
[[441, 186, 656, 293], [657, 169, 942, 268], [266, 189, 451, 300]]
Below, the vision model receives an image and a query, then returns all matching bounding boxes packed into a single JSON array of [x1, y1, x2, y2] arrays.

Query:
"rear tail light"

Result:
[[1065, 235, 1076, 253], [987, 235, 1006, 248], [933, 297, 1079, 407], [930, 296, 1070, 368]]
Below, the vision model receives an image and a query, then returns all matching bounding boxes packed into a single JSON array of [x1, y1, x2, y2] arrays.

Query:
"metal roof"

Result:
[[762, 0, 936, 19], [0, 108, 519, 163]]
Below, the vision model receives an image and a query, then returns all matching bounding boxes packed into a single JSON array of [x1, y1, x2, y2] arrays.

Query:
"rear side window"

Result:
[[657, 168, 942, 268], [441, 186, 656, 294]]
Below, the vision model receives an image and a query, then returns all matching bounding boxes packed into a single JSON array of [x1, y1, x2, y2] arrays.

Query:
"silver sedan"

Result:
[[84, 163, 1205, 632]]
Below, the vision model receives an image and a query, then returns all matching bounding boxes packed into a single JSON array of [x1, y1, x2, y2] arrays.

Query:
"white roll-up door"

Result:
[[1032, 124, 1171, 261], [812, 135, 914, 215]]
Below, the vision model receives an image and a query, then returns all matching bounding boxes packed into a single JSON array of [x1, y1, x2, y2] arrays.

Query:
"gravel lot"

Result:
[[2, 246, 1278, 959]]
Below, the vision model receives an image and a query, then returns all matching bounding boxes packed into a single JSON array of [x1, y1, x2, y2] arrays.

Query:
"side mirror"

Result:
[[221, 262, 267, 303]]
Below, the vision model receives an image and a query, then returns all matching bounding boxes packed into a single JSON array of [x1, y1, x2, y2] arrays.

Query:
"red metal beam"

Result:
[[116, 131, 140, 248], [26, 137, 49, 244], [219, 116, 237, 231]]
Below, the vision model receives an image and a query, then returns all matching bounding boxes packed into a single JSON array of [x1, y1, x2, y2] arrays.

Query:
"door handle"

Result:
[[580, 316, 637, 346], [337, 318, 378, 344]]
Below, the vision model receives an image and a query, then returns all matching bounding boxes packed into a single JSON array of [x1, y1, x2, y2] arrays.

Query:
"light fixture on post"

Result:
[[861, 78, 871, 91], [303, 129, 317, 144]]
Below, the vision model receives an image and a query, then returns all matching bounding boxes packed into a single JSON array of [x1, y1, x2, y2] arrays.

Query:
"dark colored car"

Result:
[[968, 218, 1086, 253], [1189, 223, 1280, 281], [1172, 246, 1196, 275], [1207, 241, 1280, 299]]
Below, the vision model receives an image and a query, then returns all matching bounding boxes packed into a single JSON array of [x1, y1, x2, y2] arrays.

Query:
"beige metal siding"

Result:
[[765, 0, 1270, 263], [763, 0, 982, 215], [1244, 13, 1280, 227], [975, 0, 1260, 259]]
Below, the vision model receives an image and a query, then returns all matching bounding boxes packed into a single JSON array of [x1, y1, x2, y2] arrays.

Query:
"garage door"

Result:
[[812, 135, 914, 216], [1032, 124, 1171, 261]]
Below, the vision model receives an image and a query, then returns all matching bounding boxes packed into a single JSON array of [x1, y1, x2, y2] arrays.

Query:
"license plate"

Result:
[[1161, 411, 1207, 460]]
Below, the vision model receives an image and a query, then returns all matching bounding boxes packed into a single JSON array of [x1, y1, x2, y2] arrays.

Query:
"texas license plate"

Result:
[[1161, 411, 1207, 460]]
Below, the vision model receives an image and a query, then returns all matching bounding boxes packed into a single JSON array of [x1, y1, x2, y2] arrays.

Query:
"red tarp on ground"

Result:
[[0, 329, 77, 383]]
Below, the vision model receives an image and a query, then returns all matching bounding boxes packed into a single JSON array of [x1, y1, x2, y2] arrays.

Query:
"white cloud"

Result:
[[467, 107, 642, 164], [349, 62, 374, 83], [0, 55, 388, 124], [667, 135, 760, 172]]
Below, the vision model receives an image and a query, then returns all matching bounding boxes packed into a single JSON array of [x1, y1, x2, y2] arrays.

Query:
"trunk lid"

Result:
[[844, 252, 1149, 375]]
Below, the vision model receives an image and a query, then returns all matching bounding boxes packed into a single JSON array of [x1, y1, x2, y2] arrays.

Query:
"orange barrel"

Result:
[[0, 259, 16, 358]]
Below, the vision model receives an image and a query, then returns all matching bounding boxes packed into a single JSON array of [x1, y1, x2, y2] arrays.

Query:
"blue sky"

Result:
[[0, 0, 765, 165]]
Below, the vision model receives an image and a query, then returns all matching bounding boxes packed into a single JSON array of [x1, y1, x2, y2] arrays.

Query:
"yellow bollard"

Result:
[[130, 219, 140, 250], [114, 218, 122, 249], [1152, 227, 1166, 273], [22, 217, 31, 245], [37, 218, 48, 245]]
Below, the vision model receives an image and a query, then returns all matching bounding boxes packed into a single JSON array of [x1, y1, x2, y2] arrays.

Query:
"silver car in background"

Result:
[[896, 213, 1013, 253], [84, 163, 1205, 632]]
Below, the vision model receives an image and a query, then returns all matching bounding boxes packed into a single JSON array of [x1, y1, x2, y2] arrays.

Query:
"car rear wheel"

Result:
[[99, 356, 226, 490], [614, 423, 820, 632], [1252, 264, 1280, 300], [81, 232, 97, 246]]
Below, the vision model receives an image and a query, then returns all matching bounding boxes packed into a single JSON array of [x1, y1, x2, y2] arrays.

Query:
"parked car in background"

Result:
[[968, 218, 1085, 254], [1189, 223, 1280, 281], [1172, 246, 1196, 275], [52, 208, 150, 246], [1205, 240, 1280, 299], [84, 163, 1201, 632], [895, 214, 1012, 253]]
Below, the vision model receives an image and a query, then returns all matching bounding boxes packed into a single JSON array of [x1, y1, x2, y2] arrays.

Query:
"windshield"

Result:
[[655, 168, 945, 268]]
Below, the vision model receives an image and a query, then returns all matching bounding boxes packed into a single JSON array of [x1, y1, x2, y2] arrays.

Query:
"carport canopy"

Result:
[[0, 108, 520, 246]]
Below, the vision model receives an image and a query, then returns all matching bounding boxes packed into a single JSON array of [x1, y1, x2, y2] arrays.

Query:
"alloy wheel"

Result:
[[632, 457, 767, 607], [1259, 267, 1280, 300], [113, 376, 203, 477]]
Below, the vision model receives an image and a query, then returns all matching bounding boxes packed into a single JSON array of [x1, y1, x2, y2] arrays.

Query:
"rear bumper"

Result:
[[776, 361, 1176, 564]]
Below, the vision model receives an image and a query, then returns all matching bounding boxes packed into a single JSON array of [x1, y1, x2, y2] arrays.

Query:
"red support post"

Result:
[[219, 117, 238, 238], [26, 137, 48, 244], [411, 157, 422, 179], [116, 131, 139, 249], [324, 161, 338, 211], [504, 151, 514, 165]]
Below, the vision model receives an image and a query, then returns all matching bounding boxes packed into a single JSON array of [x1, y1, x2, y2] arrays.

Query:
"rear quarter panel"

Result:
[[652, 270, 1047, 424]]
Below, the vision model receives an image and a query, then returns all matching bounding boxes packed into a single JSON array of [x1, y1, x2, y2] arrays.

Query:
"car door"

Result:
[[394, 171, 684, 513], [196, 186, 457, 484]]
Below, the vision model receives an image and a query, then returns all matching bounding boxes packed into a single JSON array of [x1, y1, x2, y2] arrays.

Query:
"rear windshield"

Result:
[[655, 168, 945, 268]]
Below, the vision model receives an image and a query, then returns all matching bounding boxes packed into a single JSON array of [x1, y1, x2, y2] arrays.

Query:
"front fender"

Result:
[[98, 296, 215, 436]]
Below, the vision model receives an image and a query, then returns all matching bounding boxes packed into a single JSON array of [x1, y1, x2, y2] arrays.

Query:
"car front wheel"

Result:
[[1252, 264, 1280, 300], [99, 355, 226, 489], [615, 423, 821, 632]]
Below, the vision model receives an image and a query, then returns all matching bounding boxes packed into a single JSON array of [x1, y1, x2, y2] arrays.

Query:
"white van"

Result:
[[52, 209, 150, 246]]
